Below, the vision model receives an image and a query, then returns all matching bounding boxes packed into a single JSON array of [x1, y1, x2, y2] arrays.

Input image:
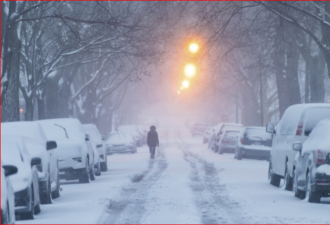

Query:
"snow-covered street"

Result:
[[17, 128, 330, 224]]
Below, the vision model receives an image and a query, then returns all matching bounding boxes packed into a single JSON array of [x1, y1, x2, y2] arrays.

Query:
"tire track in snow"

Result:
[[177, 137, 246, 224], [98, 140, 169, 224]]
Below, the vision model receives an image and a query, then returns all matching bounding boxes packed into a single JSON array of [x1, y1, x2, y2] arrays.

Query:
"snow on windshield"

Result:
[[1, 122, 46, 141], [1, 142, 24, 164], [39, 122, 67, 140]]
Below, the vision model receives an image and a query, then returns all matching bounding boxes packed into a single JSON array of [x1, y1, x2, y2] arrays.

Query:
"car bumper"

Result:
[[59, 167, 87, 180], [14, 187, 32, 213], [107, 146, 133, 154], [312, 173, 330, 193], [58, 156, 86, 170], [241, 147, 270, 159], [219, 145, 236, 153]]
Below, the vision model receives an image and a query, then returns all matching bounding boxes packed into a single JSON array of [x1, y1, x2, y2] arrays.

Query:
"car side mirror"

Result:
[[31, 157, 41, 166], [266, 123, 275, 134], [96, 144, 103, 148], [46, 141, 57, 150], [3, 165, 18, 177], [102, 135, 105, 141], [292, 142, 302, 152], [85, 134, 90, 141]]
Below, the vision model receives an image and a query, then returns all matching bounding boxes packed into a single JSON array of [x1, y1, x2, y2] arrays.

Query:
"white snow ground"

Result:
[[17, 127, 330, 224]]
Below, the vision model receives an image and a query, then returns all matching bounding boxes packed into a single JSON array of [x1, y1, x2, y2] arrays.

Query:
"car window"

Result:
[[279, 106, 302, 135], [304, 108, 330, 136], [244, 128, 272, 147]]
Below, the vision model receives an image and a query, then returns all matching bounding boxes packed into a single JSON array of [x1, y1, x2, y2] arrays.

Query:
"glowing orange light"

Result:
[[189, 43, 199, 53], [182, 80, 189, 88], [180, 87, 183, 90], [178, 91, 180, 94], [184, 64, 196, 78], [20, 108, 23, 113]]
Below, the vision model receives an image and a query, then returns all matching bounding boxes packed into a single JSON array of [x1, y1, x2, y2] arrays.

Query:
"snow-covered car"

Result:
[[266, 103, 330, 190], [1, 122, 59, 204], [106, 131, 137, 154], [38, 118, 95, 183], [1, 161, 17, 224], [83, 124, 108, 172], [203, 127, 213, 144], [214, 123, 243, 153], [118, 125, 143, 147], [218, 130, 240, 154], [292, 119, 330, 203], [191, 123, 207, 136], [235, 127, 272, 160], [1, 137, 41, 220]]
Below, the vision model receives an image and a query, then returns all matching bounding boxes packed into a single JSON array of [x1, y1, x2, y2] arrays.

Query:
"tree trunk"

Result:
[[24, 98, 34, 121], [310, 54, 326, 103], [1, 2, 21, 122]]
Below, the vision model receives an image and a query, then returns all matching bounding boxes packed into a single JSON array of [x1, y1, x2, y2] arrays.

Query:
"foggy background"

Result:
[[2, 1, 330, 136]]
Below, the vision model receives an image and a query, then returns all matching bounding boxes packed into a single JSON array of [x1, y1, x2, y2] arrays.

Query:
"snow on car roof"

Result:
[[1, 121, 47, 142]]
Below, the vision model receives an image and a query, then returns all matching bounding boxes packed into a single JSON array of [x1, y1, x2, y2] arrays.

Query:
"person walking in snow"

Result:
[[147, 125, 159, 159]]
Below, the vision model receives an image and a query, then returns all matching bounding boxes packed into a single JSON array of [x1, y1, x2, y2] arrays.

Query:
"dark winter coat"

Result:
[[147, 126, 159, 147]]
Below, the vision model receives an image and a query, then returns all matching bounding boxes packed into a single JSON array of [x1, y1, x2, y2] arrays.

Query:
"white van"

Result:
[[266, 103, 330, 190]]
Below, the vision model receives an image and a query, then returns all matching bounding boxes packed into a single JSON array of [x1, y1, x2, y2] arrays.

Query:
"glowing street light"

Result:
[[184, 63, 196, 78], [189, 43, 199, 54], [182, 80, 190, 89]]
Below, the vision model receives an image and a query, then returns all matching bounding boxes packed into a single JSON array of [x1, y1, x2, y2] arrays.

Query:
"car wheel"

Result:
[[51, 175, 60, 199], [237, 150, 242, 160], [293, 169, 305, 199], [1, 203, 10, 224], [95, 163, 101, 176], [101, 162, 107, 172], [21, 187, 34, 220], [284, 163, 293, 191], [90, 164, 96, 181], [79, 159, 91, 183], [34, 202, 41, 215], [306, 172, 321, 203], [268, 162, 281, 187], [40, 179, 52, 204]]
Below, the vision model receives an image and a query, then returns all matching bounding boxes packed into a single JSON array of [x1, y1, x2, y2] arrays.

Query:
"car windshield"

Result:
[[304, 108, 330, 136], [1, 142, 24, 164], [1, 122, 45, 141], [108, 132, 126, 141], [40, 123, 67, 140]]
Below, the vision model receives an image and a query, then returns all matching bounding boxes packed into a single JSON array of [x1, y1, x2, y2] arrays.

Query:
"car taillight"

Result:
[[296, 121, 303, 136], [240, 138, 244, 145], [315, 150, 326, 165], [221, 139, 229, 144]]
